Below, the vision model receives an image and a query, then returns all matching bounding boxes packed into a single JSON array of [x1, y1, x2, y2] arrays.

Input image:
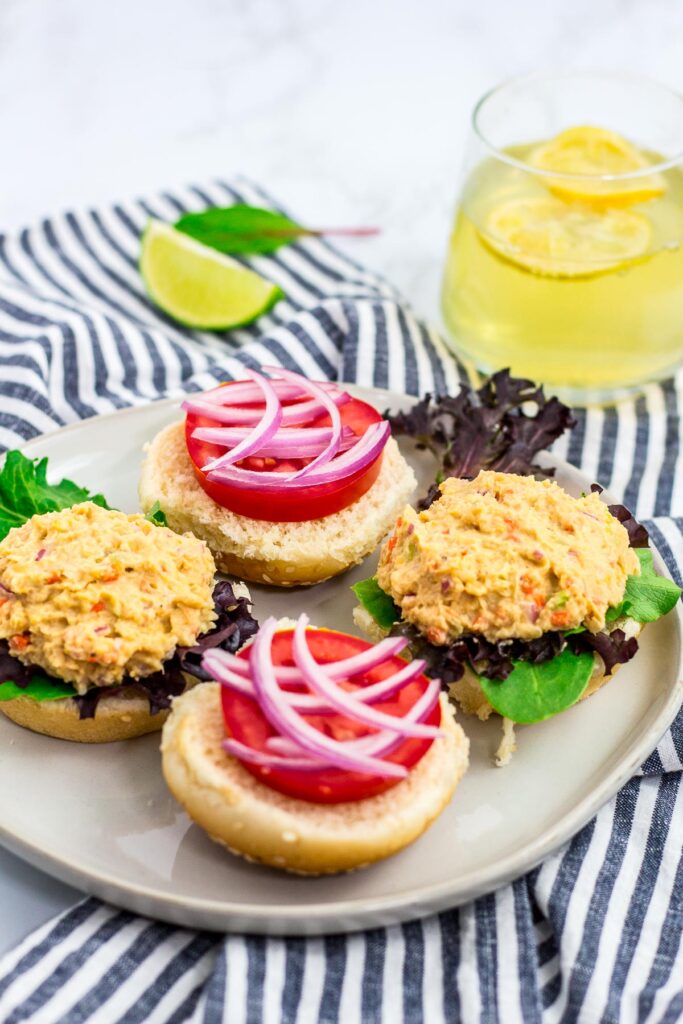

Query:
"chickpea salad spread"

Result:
[[376, 472, 640, 646], [0, 502, 217, 692]]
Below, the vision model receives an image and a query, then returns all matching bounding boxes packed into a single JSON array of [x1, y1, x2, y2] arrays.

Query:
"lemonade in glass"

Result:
[[441, 73, 683, 401]]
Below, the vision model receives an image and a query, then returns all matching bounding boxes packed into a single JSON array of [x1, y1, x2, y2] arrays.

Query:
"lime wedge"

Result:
[[140, 220, 283, 330]]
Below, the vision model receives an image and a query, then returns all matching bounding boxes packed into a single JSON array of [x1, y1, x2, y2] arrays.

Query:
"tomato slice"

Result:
[[220, 629, 440, 804], [185, 384, 385, 521]]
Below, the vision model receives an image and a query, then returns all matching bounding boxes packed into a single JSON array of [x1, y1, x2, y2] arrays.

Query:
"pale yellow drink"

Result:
[[441, 129, 683, 391]]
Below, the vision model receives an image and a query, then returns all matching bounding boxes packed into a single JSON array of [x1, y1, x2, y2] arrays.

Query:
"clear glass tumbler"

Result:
[[440, 72, 683, 403]]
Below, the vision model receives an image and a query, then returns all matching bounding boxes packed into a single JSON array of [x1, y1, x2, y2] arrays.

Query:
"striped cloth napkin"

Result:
[[0, 178, 681, 1024]]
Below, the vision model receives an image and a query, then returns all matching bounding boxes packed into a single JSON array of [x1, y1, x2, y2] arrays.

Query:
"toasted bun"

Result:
[[139, 422, 417, 586], [161, 683, 469, 875], [0, 680, 198, 743], [354, 606, 644, 719]]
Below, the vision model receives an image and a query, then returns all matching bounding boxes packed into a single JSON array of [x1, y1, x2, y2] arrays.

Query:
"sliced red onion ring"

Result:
[[201, 370, 283, 473], [182, 392, 350, 426], [268, 675, 441, 761], [291, 616, 441, 738], [207, 421, 389, 490], [262, 366, 341, 481], [205, 648, 427, 714], [204, 635, 408, 685], [200, 379, 338, 407], [249, 618, 407, 778], [222, 737, 324, 771], [192, 425, 357, 460], [205, 658, 331, 713], [342, 676, 442, 755]]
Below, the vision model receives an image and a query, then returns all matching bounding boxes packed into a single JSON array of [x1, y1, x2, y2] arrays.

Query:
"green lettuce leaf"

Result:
[[0, 451, 109, 541], [479, 648, 595, 723], [0, 675, 77, 702], [351, 577, 399, 630], [144, 501, 167, 527], [609, 549, 681, 623]]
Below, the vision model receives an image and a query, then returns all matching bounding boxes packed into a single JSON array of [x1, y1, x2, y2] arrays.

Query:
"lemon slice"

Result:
[[140, 220, 283, 330], [484, 197, 651, 277], [529, 125, 665, 206]]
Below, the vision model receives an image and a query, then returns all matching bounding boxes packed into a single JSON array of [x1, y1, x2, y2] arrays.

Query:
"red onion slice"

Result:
[[204, 657, 330, 713], [268, 675, 441, 761], [182, 392, 350, 426], [201, 370, 283, 473], [292, 616, 441, 738], [263, 366, 342, 481], [205, 648, 427, 714], [192, 425, 357, 460], [249, 618, 407, 778], [342, 677, 442, 755], [200, 379, 339, 407], [222, 738, 324, 771], [206, 421, 389, 490], [204, 635, 408, 685]]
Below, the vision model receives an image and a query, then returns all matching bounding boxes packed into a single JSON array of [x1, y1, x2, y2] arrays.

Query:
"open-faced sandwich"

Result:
[[353, 374, 682, 764], [161, 615, 469, 874], [139, 366, 416, 586], [0, 452, 257, 742]]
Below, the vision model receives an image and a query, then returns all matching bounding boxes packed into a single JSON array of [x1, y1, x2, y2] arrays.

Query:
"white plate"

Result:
[[0, 387, 681, 936]]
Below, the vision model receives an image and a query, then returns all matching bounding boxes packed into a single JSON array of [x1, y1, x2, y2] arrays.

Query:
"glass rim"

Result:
[[472, 70, 683, 181]]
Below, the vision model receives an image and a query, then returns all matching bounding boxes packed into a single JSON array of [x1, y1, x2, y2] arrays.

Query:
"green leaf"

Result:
[[618, 549, 681, 623], [175, 204, 378, 257], [175, 205, 310, 256], [479, 648, 595, 724], [352, 577, 400, 630], [144, 501, 167, 527], [0, 451, 110, 541], [0, 675, 77, 702]]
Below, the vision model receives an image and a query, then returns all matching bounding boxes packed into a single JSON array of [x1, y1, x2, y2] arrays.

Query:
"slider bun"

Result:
[[161, 683, 469, 875], [139, 422, 416, 587], [0, 679, 199, 743]]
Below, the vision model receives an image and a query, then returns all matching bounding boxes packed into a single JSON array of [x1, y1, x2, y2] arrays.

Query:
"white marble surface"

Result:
[[2, 0, 683, 957]]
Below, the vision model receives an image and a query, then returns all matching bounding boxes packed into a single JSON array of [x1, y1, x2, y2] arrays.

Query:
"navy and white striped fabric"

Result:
[[0, 179, 681, 1023]]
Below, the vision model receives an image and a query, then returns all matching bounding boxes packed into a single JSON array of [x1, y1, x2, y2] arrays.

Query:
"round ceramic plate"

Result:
[[0, 386, 681, 936]]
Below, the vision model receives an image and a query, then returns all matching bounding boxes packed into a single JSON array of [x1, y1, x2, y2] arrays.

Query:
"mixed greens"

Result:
[[385, 369, 576, 509], [0, 452, 258, 716], [0, 450, 109, 541], [0, 452, 169, 539]]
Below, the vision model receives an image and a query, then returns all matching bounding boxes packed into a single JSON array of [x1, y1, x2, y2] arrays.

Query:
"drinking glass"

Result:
[[440, 72, 683, 403]]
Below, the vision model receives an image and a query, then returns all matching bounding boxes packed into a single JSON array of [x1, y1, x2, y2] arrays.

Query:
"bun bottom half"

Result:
[[139, 422, 417, 587], [161, 683, 469, 875], [0, 680, 198, 743]]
